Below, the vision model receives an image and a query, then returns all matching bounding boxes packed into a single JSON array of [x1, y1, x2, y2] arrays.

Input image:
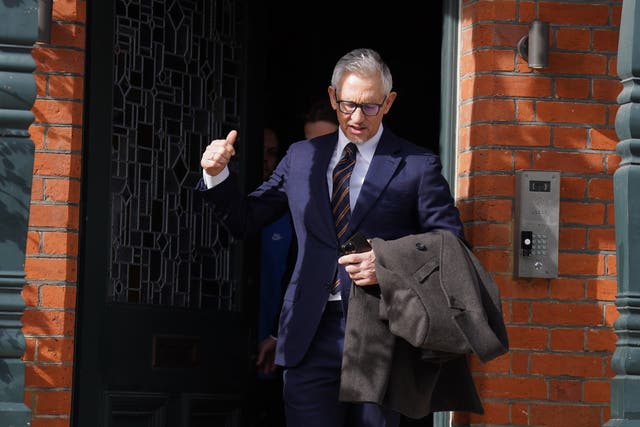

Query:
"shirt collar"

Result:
[[336, 124, 383, 162]]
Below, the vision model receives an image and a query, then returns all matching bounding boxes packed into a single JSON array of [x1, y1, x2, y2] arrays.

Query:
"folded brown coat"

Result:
[[339, 230, 509, 419]]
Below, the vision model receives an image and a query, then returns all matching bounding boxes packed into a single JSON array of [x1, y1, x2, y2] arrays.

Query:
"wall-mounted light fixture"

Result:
[[37, 0, 53, 44], [517, 20, 549, 69]]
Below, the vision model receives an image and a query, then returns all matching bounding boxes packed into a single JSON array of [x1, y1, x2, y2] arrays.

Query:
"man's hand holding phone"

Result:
[[338, 232, 377, 286]]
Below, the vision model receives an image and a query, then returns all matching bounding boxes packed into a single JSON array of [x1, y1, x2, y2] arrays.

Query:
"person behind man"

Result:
[[256, 98, 340, 376], [303, 97, 340, 139], [198, 48, 464, 427], [254, 127, 291, 426]]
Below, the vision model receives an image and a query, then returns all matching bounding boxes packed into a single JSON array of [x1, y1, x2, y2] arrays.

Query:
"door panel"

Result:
[[75, 0, 254, 425]]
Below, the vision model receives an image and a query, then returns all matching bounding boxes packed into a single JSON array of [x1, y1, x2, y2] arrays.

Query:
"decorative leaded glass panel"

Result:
[[110, 0, 242, 310]]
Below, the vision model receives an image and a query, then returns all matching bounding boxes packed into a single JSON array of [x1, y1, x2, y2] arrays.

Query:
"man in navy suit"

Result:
[[198, 48, 464, 427]]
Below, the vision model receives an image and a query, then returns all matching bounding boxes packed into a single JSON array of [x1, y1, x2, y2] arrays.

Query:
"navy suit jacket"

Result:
[[197, 127, 464, 367]]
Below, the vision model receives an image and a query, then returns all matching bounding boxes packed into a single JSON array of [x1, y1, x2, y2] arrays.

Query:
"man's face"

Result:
[[329, 73, 396, 143], [304, 120, 338, 139]]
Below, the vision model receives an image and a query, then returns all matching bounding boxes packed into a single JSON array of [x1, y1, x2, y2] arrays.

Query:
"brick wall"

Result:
[[23, 1, 86, 426], [455, 1, 621, 426]]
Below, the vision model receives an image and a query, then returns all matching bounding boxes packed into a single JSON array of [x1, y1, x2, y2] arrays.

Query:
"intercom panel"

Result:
[[514, 170, 560, 278]]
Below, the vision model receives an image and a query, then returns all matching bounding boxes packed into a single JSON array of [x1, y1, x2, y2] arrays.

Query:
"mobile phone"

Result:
[[340, 231, 372, 255]]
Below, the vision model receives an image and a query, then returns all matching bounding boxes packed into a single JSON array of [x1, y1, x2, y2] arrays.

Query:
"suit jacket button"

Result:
[[415, 242, 427, 251]]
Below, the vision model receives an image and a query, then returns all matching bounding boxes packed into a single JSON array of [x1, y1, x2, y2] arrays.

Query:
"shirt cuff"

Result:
[[202, 167, 229, 188]]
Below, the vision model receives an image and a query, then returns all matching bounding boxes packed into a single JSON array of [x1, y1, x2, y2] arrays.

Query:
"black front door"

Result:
[[74, 1, 259, 426], [74, 0, 448, 425]]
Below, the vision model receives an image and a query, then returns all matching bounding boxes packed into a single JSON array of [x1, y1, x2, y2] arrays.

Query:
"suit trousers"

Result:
[[282, 301, 401, 427]]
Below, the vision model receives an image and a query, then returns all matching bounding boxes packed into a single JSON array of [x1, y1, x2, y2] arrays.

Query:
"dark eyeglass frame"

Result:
[[333, 88, 387, 116]]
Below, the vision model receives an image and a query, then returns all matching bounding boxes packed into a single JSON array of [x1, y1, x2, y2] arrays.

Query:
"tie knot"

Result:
[[343, 142, 357, 159]]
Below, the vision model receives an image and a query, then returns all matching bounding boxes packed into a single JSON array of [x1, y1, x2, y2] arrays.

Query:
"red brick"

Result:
[[560, 176, 587, 198], [531, 353, 604, 377], [586, 279, 616, 301], [32, 390, 72, 415], [472, 248, 511, 272], [559, 227, 586, 250], [511, 401, 531, 425], [462, 0, 517, 24], [466, 223, 512, 247], [25, 257, 77, 282], [507, 326, 548, 350], [460, 98, 516, 124], [535, 151, 605, 174], [590, 128, 618, 151], [586, 328, 616, 353], [33, 152, 82, 177], [45, 179, 81, 204], [529, 402, 601, 427], [511, 301, 531, 323], [593, 78, 621, 102], [589, 228, 615, 251], [468, 123, 551, 147], [53, 0, 87, 21], [550, 278, 586, 300], [30, 417, 70, 427], [41, 285, 76, 309], [558, 253, 606, 276], [28, 205, 80, 229], [24, 337, 36, 361], [50, 23, 86, 50], [511, 351, 529, 375], [22, 284, 39, 307], [27, 231, 42, 255], [21, 309, 76, 336], [459, 175, 514, 198], [553, 126, 588, 149], [532, 301, 604, 326], [459, 149, 514, 173], [459, 49, 517, 76], [549, 378, 582, 401], [593, 29, 620, 52], [588, 178, 613, 200], [47, 126, 83, 151], [496, 276, 549, 299], [31, 176, 45, 201], [549, 328, 584, 351], [554, 77, 590, 99], [36, 337, 75, 363], [471, 400, 510, 424], [537, 101, 607, 124], [48, 75, 84, 100], [33, 47, 85, 75], [516, 99, 536, 121], [458, 199, 513, 222], [556, 28, 591, 50], [548, 52, 609, 76], [26, 365, 73, 388], [32, 99, 83, 126], [42, 231, 79, 256], [584, 380, 611, 403], [539, 3, 610, 25], [561, 202, 607, 225], [477, 375, 546, 399]]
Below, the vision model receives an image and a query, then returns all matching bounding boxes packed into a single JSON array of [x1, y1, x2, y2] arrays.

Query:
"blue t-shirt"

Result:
[[259, 212, 293, 342]]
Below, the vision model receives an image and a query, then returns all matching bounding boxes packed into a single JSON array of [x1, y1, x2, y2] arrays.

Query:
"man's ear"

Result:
[[328, 86, 337, 109], [382, 91, 397, 114]]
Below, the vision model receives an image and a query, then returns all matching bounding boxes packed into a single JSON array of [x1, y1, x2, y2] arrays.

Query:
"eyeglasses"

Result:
[[334, 91, 387, 116]]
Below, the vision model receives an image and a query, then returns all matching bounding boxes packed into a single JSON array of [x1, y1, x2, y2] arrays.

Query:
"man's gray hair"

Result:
[[331, 48, 393, 96]]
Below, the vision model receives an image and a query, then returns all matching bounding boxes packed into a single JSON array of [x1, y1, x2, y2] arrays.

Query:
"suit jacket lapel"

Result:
[[305, 134, 340, 248], [348, 132, 401, 233]]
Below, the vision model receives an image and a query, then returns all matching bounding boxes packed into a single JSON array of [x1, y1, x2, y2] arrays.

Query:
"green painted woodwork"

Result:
[[0, 1, 37, 426], [605, 0, 640, 425]]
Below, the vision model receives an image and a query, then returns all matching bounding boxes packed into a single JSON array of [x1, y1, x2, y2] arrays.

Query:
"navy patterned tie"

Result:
[[330, 142, 357, 293], [332, 143, 357, 242]]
